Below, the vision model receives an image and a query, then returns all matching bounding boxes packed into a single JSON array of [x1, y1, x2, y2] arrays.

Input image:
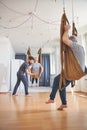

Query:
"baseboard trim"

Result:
[[74, 91, 87, 98], [0, 92, 9, 94]]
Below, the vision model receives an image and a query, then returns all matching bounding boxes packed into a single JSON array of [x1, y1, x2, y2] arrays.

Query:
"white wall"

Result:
[[50, 47, 60, 87], [76, 75, 87, 92], [74, 33, 87, 92], [0, 37, 15, 92]]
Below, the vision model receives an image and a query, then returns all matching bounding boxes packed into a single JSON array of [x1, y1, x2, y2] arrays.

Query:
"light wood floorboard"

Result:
[[0, 92, 87, 130]]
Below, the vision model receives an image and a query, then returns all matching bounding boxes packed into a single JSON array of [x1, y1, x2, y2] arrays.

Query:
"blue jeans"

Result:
[[12, 73, 29, 95], [50, 74, 72, 105]]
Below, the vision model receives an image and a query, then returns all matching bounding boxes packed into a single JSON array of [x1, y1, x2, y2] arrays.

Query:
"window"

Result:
[[50, 53, 55, 75]]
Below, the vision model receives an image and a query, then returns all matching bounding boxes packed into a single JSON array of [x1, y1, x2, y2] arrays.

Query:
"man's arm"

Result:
[[26, 68, 33, 75], [28, 65, 32, 72], [26, 69, 35, 77], [39, 66, 43, 78], [26, 65, 34, 76], [26, 69, 31, 75], [62, 25, 72, 46]]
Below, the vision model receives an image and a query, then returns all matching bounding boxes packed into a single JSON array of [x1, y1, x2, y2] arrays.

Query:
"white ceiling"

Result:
[[0, 0, 87, 54]]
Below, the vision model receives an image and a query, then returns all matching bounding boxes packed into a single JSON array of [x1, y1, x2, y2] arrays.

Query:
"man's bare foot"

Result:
[[25, 94, 32, 97], [12, 94, 18, 96], [45, 99, 54, 104], [57, 104, 67, 110]]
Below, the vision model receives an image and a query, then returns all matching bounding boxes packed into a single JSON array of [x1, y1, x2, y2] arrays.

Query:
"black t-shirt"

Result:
[[18, 62, 29, 75]]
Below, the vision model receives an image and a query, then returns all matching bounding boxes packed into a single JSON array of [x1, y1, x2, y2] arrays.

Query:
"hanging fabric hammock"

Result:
[[38, 48, 42, 64], [59, 11, 86, 90], [27, 47, 31, 59], [72, 0, 78, 37], [72, 22, 78, 36]]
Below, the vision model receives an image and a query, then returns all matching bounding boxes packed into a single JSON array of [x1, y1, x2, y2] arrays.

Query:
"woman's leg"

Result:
[[32, 78, 34, 84], [35, 78, 38, 84]]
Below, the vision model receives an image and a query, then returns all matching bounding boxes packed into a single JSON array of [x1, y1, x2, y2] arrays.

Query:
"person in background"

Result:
[[29, 57, 43, 87], [12, 56, 34, 96]]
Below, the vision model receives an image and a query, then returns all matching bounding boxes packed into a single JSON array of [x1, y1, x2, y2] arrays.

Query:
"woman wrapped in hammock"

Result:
[[46, 25, 86, 110]]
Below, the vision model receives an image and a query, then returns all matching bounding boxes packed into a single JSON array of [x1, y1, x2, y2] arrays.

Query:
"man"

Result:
[[29, 57, 43, 86], [12, 56, 34, 96], [46, 25, 86, 110], [62, 25, 85, 72]]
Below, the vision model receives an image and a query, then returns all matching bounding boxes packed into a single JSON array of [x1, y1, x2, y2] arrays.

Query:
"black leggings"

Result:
[[32, 78, 38, 84]]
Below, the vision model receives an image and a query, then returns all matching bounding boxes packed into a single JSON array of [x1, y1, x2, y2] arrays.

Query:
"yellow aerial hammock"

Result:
[[27, 47, 31, 59], [38, 48, 42, 64]]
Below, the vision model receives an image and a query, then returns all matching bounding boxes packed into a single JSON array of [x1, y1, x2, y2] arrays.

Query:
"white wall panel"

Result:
[[0, 37, 15, 92]]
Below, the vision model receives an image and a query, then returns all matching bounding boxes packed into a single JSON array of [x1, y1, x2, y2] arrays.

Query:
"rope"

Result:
[[0, 14, 32, 29], [72, 0, 74, 22], [0, 0, 59, 30], [32, 13, 59, 25], [0, 1, 27, 15], [34, 0, 38, 12], [71, 0, 78, 36], [0, 13, 59, 30], [0, 0, 39, 15], [63, 0, 65, 12]]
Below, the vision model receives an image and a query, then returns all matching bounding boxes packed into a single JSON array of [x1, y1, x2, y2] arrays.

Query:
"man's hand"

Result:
[[26, 69, 34, 76], [64, 25, 71, 31]]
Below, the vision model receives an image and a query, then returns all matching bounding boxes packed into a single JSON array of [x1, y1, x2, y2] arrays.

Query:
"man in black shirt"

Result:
[[12, 56, 34, 96]]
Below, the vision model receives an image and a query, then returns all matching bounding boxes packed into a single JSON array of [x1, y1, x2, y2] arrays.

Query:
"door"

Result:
[[39, 54, 50, 86]]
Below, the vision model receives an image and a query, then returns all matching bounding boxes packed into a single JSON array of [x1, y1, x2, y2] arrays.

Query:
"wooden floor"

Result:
[[0, 92, 87, 130]]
